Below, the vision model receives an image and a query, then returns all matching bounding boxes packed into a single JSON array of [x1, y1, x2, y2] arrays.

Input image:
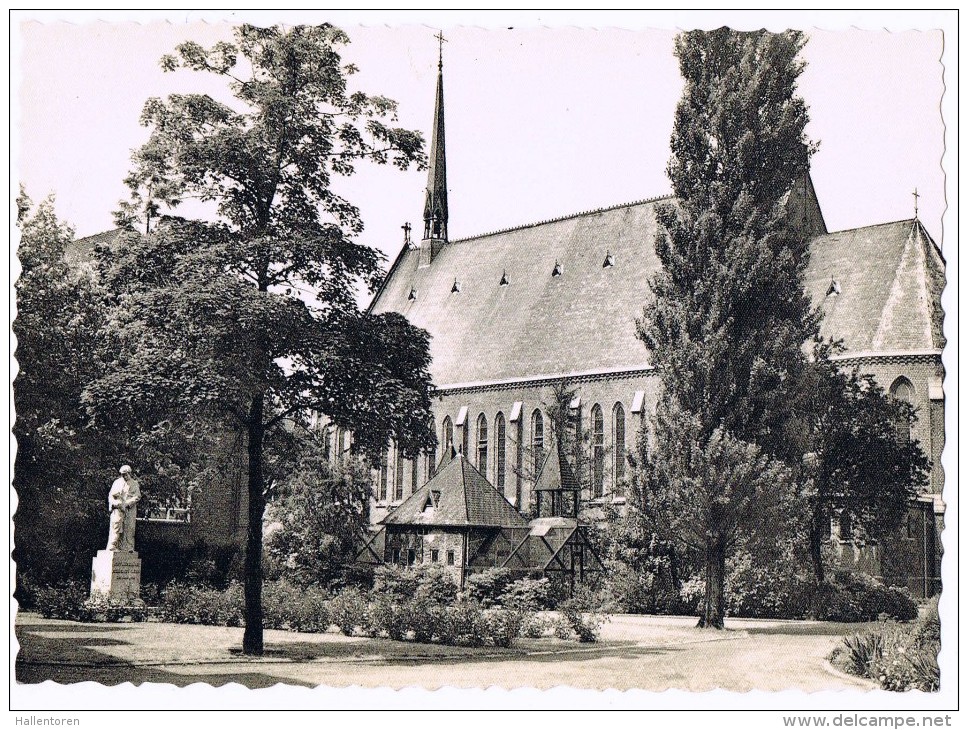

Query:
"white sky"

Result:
[[14, 11, 949, 269]]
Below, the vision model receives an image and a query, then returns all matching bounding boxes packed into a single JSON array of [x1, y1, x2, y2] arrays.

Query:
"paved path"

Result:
[[15, 612, 875, 691]]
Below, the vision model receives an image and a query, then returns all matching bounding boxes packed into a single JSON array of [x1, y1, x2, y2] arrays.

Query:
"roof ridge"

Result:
[[448, 194, 672, 244], [73, 227, 124, 244], [821, 218, 915, 237]]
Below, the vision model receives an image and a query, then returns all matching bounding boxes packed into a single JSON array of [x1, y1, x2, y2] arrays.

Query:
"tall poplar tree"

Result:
[[637, 29, 818, 629], [86, 24, 436, 654]]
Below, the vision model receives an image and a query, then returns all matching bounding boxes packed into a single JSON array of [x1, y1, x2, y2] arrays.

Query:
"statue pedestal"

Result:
[[90, 550, 141, 602]]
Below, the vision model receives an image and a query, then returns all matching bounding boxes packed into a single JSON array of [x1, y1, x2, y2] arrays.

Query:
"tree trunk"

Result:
[[809, 510, 826, 585], [242, 394, 266, 655], [698, 537, 726, 629], [807, 508, 827, 620]]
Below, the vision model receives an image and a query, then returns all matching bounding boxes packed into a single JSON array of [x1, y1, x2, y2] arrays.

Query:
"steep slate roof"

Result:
[[371, 198, 669, 387], [380, 452, 528, 528], [65, 228, 123, 267], [371, 205, 944, 387], [807, 219, 945, 354]]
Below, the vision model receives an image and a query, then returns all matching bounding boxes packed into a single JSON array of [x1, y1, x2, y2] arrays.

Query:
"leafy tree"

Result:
[[87, 24, 435, 654], [264, 431, 372, 587], [636, 29, 818, 628], [13, 193, 110, 588], [801, 345, 930, 585]]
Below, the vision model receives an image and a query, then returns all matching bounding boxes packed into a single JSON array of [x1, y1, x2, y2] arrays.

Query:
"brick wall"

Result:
[[366, 371, 659, 521]]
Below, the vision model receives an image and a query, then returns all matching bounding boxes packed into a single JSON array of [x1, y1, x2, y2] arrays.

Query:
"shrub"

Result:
[[500, 576, 551, 611], [442, 600, 488, 647], [83, 593, 148, 623], [413, 564, 459, 605], [910, 596, 940, 645], [605, 561, 684, 615], [409, 599, 448, 643], [839, 631, 885, 676], [832, 602, 941, 692], [815, 573, 918, 623], [262, 580, 330, 633], [373, 564, 421, 599], [158, 581, 243, 626], [366, 594, 412, 640], [901, 646, 941, 692], [520, 613, 551, 638], [557, 594, 607, 643], [484, 608, 524, 648], [328, 587, 368, 636], [724, 551, 812, 619], [35, 582, 90, 621], [34, 582, 148, 623], [465, 568, 516, 607]]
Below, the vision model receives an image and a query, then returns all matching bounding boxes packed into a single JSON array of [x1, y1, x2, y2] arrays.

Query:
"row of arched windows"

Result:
[[432, 402, 631, 500], [334, 373, 921, 507]]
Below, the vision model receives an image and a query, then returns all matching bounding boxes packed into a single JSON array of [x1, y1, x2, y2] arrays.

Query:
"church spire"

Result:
[[423, 31, 448, 245]]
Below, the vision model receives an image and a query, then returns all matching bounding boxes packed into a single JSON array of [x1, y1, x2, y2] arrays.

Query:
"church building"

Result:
[[356, 49, 945, 596], [71, 43, 945, 597]]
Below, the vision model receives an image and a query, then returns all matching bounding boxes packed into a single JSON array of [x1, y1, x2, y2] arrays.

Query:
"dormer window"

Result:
[[408, 287, 417, 301], [603, 251, 615, 268], [826, 278, 841, 297], [499, 270, 509, 286], [552, 260, 563, 277], [451, 279, 461, 293]]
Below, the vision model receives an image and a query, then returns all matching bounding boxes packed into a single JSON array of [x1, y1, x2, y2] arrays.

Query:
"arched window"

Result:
[[410, 457, 419, 494], [531, 409, 545, 477], [495, 412, 507, 495], [378, 450, 388, 501], [613, 402, 626, 493], [442, 416, 454, 455], [591, 404, 605, 497], [426, 417, 437, 478], [394, 443, 404, 501], [891, 377, 915, 444], [838, 511, 853, 543], [334, 427, 345, 463], [476, 414, 488, 476]]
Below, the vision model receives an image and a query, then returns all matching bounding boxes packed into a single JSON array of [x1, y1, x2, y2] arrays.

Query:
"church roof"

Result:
[[66, 227, 123, 267], [371, 198, 670, 388], [807, 219, 945, 354], [380, 451, 528, 528], [371, 204, 944, 388]]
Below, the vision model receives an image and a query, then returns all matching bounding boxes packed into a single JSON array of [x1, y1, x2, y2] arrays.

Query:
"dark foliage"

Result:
[[635, 29, 819, 629]]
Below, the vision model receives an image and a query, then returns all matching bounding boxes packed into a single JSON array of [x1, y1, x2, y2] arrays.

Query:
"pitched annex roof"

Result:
[[808, 219, 945, 353], [66, 228, 124, 267], [371, 203, 944, 387], [380, 451, 528, 528]]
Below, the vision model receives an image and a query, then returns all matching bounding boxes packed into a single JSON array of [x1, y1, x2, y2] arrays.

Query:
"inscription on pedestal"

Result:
[[90, 549, 142, 602]]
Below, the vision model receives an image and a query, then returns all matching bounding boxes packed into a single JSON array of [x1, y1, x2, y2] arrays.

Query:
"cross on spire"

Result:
[[912, 188, 920, 220], [435, 30, 447, 69]]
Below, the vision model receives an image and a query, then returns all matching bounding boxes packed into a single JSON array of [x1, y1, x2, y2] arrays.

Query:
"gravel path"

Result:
[[15, 611, 875, 691]]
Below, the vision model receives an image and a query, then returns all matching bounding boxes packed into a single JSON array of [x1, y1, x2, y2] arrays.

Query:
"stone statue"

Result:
[[106, 465, 141, 552]]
